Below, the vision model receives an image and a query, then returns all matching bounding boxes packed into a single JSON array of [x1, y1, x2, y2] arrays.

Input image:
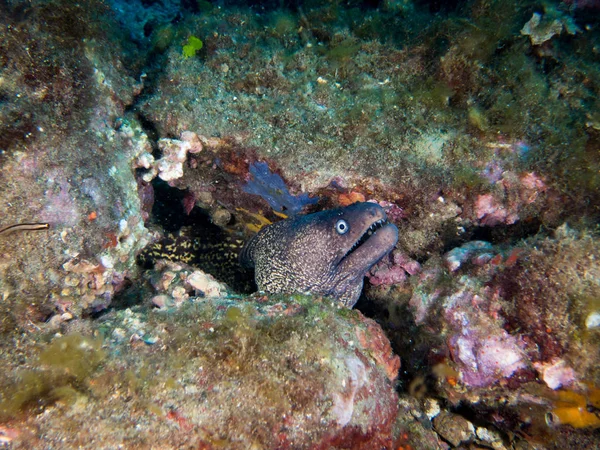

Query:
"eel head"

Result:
[[240, 202, 398, 307]]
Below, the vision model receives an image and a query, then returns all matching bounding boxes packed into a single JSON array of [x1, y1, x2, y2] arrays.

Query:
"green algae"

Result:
[[183, 35, 203, 59], [336, 307, 361, 320], [452, 167, 488, 190], [38, 333, 105, 378], [0, 333, 105, 419], [326, 38, 361, 62], [153, 297, 335, 408], [411, 79, 455, 110], [268, 12, 298, 39], [152, 25, 178, 53]]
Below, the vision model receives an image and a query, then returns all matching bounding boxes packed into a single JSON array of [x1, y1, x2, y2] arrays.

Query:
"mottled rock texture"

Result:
[[1, 295, 400, 449]]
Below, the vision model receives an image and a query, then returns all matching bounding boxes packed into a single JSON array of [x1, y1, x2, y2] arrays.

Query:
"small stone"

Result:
[[46, 312, 73, 329], [476, 427, 505, 449], [211, 207, 231, 227], [197, 191, 214, 205], [151, 295, 172, 309], [64, 274, 80, 287], [119, 219, 129, 234], [585, 311, 600, 329], [200, 136, 223, 150], [423, 398, 441, 420], [143, 335, 159, 345], [433, 411, 475, 447], [534, 358, 577, 390], [444, 241, 493, 272], [100, 255, 114, 269], [112, 327, 127, 342], [160, 271, 176, 291], [521, 13, 562, 46], [187, 271, 227, 298], [63, 258, 100, 273], [171, 286, 189, 303]]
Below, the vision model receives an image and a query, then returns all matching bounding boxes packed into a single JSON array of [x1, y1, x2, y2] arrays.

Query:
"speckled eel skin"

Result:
[[240, 202, 398, 307]]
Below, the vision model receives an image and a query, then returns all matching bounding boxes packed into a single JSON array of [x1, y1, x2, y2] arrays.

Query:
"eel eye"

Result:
[[335, 219, 349, 235]]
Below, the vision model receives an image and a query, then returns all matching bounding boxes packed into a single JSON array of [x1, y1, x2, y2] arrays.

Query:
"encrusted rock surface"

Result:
[[1, 0, 600, 448], [0, 295, 400, 449]]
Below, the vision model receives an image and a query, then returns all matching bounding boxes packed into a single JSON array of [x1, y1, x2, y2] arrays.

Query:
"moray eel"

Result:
[[239, 202, 398, 307], [139, 202, 398, 307]]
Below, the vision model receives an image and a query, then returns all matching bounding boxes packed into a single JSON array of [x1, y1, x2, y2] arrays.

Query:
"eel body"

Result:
[[140, 202, 398, 307], [138, 230, 256, 293], [240, 202, 398, 307]]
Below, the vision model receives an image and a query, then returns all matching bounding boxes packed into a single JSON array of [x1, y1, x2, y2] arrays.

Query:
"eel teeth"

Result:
[[345, 219, 388, 256]]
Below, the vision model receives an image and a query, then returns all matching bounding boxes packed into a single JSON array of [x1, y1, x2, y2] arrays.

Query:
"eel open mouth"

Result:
[[343, 218, 390, 260]]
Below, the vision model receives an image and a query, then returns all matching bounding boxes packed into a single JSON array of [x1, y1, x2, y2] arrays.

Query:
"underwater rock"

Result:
[[432, 411, 475, 447], [369, 223, 600, 447], [521, 9, 581, 46], [444, 287, 527, 387], [1, 1, 599, 448], [444, 241, 494, 272], [534, 358, 578, 390], [1, 296, 400, 449], [0, 0, 151, 324]]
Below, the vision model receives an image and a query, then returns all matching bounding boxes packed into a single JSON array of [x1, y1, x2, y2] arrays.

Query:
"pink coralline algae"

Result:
[[475, 171, 546, 226], [519, 172, 547, 203], [41, 176, 81, 227], [445, 289, 527, 387], [534, 358, 578, 390], [451, 331, 526, 387], [377, 200, 406, 222], [368, 251, 421, 286], [475, 193, 517, 226], [368, 255, 407, 286]]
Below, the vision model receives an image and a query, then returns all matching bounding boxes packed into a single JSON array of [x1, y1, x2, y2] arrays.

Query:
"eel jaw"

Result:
[[338, 219, 399, 272], [343, 218, 388, 258]]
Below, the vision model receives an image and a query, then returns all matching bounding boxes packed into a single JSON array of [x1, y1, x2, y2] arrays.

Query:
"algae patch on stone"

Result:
[[0, 333, 105, 419]]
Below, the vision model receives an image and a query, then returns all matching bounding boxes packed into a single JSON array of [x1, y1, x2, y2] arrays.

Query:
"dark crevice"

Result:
[[441, 218, 545, 254], [149, 179, 204, 232], [132, 111, 162, 157], [415, 0, 465, 14], [355, 294, 443, 393], [132, 179, 256, 297]]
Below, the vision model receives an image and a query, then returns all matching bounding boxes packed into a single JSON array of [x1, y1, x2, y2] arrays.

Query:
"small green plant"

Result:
[[182, 35, 203, 58]]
